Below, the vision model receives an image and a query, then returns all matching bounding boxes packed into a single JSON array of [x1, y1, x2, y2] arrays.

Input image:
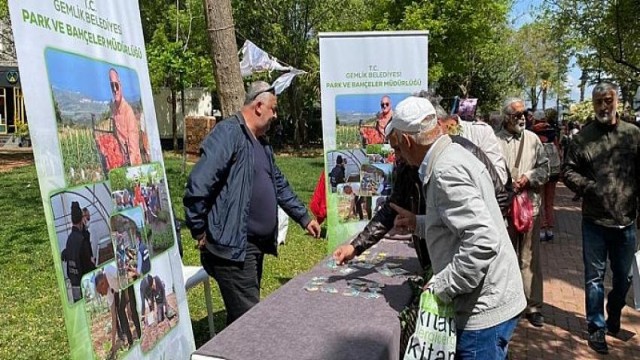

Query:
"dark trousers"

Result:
[[201, 241, 265, 325], [582, 220, 636, 332], [114, 288, 141, 345]]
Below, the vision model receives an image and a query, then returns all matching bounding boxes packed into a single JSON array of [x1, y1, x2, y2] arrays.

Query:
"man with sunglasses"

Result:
[[377, 95, 393, 136], [109, 68, 143, 165], [496, 98, 549, 328], [184, 81, 321, 326]]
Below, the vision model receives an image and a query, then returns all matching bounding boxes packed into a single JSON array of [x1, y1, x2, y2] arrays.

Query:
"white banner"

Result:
[[319, 31, 428, 251], [9, 1, 195, 359]]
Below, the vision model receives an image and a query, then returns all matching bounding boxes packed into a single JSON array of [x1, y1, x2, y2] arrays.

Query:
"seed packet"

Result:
[[303, 284, 319, 292], [325, 259, 338, 269], [356, 263, 375, 269], [342, 289, 360, 297], [361, 292, 381, 299], [339, 267, 357, 275], [320, 286, 338, 294], [376, 266, 395, 277]]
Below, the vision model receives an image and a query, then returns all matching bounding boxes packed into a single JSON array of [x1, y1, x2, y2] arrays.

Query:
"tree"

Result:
[[203, 0, 245, 117], [545, 0, 640, 105]]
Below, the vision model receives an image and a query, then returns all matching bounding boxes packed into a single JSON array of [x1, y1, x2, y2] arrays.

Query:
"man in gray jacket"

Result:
[[386, 96, 526, 359]]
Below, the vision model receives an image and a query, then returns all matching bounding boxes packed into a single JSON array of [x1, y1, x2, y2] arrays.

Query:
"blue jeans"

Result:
[[582, 220, 636, 333], [455, 316, 519, 360]]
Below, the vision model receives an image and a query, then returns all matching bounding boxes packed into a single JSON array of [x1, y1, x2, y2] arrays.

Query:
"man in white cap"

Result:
[[386, 96, 525, 359]]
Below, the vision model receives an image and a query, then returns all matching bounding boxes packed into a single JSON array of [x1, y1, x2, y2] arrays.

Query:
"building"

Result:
[[0, 18, 26, 136]]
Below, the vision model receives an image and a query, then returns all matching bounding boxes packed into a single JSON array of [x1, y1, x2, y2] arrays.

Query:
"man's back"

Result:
[[422, 140, 525, 330]]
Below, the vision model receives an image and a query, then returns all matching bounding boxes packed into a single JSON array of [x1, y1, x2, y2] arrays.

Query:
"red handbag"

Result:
[[511, 190, 534, 233]]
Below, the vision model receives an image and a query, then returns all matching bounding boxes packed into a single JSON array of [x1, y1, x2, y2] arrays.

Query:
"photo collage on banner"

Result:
[[319, 32, 429, 252], [9, 1, 194, 359]]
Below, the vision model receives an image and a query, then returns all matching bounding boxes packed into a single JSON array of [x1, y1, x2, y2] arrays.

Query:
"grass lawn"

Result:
[[0, 152, 327, 359]]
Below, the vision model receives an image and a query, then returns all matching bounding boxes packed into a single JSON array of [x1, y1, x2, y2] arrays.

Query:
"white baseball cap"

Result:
[[384, 96, 437, 137]]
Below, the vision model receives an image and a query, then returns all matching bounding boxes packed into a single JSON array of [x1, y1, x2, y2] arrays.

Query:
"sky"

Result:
[[510, 0, 591, 103], [45, 48, 141, 102], [335, 93, 411, 114]]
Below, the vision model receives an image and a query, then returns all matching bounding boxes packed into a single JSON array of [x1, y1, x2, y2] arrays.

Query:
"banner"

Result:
[[319, 31, 429, 252], [8, 1, 195, 359]]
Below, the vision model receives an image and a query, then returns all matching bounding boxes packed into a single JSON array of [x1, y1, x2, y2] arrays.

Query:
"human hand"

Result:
[[306, 220, 321, 238], [514, 175, 529, 192], [389, 203, 417, 234], [333, 244, 356, 265], [195, 234, 207, 250]]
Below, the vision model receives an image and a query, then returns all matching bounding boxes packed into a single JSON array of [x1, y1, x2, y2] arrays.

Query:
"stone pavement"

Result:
[[509, 183, 640, 359]]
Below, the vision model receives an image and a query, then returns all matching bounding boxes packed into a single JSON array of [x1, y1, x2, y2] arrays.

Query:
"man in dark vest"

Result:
[[61, 201, 95, 302]]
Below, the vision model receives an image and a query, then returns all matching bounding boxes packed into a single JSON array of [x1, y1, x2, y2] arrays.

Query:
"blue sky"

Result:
[[45, 48, 141, 102], [510, 0, 590, 103], [336, 93, 411, 114]]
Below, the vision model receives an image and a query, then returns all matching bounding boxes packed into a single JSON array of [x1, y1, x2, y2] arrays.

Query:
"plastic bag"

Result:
[[511, 190, 534, 233], [403, 290, 456, 360]]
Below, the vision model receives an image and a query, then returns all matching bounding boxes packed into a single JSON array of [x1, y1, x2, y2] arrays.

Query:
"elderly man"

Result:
[[562, 82, 639, 354], [109, 68, 143, 165], [496, 98, 549, 328], [184, 81, 321, 326], [384, 96, 526, 358], [334, 106, 511, 267]]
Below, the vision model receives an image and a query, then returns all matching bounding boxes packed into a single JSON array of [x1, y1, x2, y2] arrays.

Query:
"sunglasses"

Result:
[[110, 81, 120, 93], [509, 111, 525, 119], [380, 102, 390, 108]]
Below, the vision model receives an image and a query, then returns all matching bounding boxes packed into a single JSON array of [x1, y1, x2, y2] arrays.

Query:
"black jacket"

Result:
[[184, 113, 311, 261], [350, 135, 511, 268], [562, 119, 640, 227]]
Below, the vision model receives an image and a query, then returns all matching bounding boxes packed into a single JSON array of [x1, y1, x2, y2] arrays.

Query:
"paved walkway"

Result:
[[510, 183, 640, 359]]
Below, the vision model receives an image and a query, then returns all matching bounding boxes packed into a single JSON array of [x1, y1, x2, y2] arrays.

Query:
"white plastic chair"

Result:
[[182, 265, 215, 337]]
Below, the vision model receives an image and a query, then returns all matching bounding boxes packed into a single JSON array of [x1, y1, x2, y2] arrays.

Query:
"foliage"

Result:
[[544, 0, 640, 103], [108, 168, 129, 190], [58, 126, 105, 186], [567, 100, 624, 124], [512, 20, 569, 110], [15, 121, 28, 138], [143, 0, 215, 91]]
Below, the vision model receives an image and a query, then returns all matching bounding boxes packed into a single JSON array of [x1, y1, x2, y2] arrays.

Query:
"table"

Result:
[[192, 239, 421, 360]]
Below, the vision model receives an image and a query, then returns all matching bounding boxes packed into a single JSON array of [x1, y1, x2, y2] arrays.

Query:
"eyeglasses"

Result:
[[509, 111, 525, 119], [380, 102, 390, 108], [110, 81, 120, 93]]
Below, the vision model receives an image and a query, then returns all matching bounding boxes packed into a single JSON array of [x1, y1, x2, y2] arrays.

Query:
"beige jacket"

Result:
[[496, 129, 549, 215]]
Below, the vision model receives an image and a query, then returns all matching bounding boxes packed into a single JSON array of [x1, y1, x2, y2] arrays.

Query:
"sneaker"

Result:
[[545, 229, 554, 241], [526, 312, 544, 327], [588, 329, 608, 354]]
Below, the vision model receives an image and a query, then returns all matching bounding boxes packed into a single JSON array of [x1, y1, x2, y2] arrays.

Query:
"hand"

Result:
[[389, 203, 417, 234], [514, 175, 529, 192], [306, 220, 321, 238], [422, 281, 434, 293], [195, 234, 207, 250], [333, 244, 356, 265]]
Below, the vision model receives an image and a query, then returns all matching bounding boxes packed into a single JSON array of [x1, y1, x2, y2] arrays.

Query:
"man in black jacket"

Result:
[[61, 201, 95, 302], [334, 111, 512, 267], [562, 82, 639, 355], [184, 81, 321, 325]]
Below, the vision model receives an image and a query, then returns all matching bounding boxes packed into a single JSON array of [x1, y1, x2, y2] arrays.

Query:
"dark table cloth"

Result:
[[192, 239, 421, 360]]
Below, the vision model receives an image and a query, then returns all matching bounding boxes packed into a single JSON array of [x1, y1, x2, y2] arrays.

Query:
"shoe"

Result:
[[526, 312, 544, 327], [588, 329, 608, 354], [545, 230, 554, 241]]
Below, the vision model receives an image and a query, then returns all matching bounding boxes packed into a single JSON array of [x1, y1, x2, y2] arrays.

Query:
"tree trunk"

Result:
[[202, 0, 245, 117], [171, 88, 178, 151], [542, 88, 547, 110]]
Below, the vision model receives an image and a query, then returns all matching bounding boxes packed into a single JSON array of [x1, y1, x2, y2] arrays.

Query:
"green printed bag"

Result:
[[403, 290, 456, 360]]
